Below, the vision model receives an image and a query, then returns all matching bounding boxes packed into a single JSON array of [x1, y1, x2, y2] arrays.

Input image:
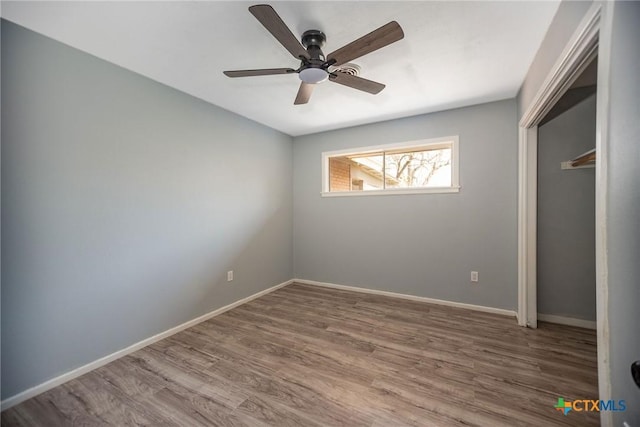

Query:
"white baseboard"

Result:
[[537, 313, 597, 330], [0, 279, 293, 411], [293, 279, 517, 318]]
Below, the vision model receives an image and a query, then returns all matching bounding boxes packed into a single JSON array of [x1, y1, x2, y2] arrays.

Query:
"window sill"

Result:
[[321, 186, 460, 197]]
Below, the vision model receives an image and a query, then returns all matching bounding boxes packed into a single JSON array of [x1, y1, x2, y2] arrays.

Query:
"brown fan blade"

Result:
[[327, 21, 404, 67], [329, 72, 385, 94], [294, 82, 314, 105], [224, 68, 296, 78], [249, 5, 310, 60]]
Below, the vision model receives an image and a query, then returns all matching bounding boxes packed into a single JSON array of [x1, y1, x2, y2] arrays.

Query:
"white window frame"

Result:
[[321, 136, 460, 197]]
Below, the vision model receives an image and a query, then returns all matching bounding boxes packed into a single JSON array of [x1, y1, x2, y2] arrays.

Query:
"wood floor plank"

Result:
[[223, 305, 378, 355], [207, 357, 372, 426], [2, 283, 599, 426], [235, 394, 323, 427], [134, 347, 249, 409], [371, 375, 513, 427], [2, 394, 85, 426], [143, 386, 258, 427], [60, 371, 136, 417]]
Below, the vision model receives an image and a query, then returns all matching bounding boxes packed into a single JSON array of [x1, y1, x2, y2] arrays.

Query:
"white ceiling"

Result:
[[2, 1, 560, 136]]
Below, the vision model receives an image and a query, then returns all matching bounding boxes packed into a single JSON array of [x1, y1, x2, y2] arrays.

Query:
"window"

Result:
[[322, 136, 459, 196]]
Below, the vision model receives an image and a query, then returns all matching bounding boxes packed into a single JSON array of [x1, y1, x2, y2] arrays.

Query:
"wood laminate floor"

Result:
[[2, 283, 599, 426]]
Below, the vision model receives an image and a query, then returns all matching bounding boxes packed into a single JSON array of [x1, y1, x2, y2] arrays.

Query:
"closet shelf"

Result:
[[561, 148, 596, 170]]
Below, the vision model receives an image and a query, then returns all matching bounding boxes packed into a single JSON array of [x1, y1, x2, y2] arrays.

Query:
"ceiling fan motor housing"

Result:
[[301, 30, 326, 49]]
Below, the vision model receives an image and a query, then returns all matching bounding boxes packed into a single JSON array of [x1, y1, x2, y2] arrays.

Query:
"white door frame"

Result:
[[517, 2, 612, 424], [517, 3, 600, 328]]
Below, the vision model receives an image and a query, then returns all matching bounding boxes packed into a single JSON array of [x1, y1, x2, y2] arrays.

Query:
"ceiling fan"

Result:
[[223, 4, 404, 105]]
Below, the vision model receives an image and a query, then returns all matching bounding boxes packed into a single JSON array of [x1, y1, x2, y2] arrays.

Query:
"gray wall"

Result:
[[1, 20, 293, 400], [517, 0, 593, 119], [603, 2, 640, 424], [537, 94, 596, 321], [293, 100, 518, 311]]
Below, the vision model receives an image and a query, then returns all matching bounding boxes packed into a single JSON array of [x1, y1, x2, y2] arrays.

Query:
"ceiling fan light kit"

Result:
[[223, 4, 404, 105], [299, 68, 328, 84]]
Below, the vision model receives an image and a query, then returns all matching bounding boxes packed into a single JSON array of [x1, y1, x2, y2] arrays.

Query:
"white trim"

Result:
[[451, 134, 460, 190], [321, 186, 460, 197], [595, 2, 612, 425], [294, 279, 517, 318], [517, 127, 539, 328], [322, 136, 458, 158], [519, 4, 601, 128], [517, 126, 528, 326], [526, 127, 538, 329], [321, 136, 459, 195], [0, 279, 293, 411], [537, 314, 597, 330]]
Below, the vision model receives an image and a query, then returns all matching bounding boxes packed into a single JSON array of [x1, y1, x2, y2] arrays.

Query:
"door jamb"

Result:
[[517, 2, 600, 326], [516, 2, 611, 425]]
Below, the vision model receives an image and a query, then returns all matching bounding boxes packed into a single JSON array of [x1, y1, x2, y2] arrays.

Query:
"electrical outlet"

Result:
[[227, 270, 234, 282], [471, 271, 478, 283]]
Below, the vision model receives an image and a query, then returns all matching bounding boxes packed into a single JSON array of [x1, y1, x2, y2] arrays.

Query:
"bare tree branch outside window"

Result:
[[385, 149, 451, 188]]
